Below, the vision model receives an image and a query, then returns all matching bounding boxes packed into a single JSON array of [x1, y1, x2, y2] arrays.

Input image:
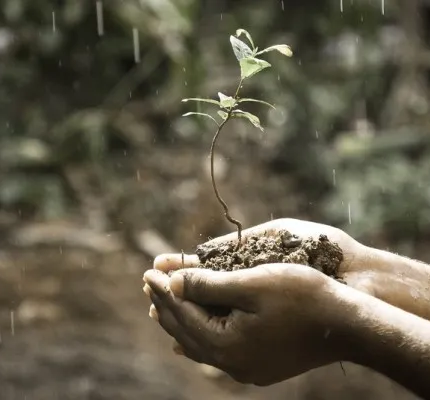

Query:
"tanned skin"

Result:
[[143, 218, 430, 398]]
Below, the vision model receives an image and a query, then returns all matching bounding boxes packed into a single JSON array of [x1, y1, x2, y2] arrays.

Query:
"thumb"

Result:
[[169, 268, 255, 310]]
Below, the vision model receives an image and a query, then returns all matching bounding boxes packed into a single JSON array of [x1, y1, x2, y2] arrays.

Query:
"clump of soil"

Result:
[[195, 230, 343, 279]]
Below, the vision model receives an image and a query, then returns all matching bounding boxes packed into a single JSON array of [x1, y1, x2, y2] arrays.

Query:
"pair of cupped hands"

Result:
[[143, 218, 429, 386]]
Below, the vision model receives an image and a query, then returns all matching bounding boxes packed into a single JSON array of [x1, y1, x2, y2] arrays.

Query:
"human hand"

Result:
[[143, 263, 347, 386], [147, 218, 430, 319]]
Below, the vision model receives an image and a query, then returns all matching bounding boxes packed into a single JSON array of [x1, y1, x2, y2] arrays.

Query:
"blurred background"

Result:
[[0, 0, 428, 398]]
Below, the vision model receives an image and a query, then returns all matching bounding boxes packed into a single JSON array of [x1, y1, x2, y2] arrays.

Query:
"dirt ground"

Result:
[[0, 245, 421, 400]]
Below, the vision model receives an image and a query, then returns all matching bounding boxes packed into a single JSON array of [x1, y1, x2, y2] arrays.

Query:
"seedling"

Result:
[[182, 29, 292, 248]]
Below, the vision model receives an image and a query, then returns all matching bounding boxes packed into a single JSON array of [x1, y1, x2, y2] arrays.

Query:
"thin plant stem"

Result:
[[209, 79, 244, 249]]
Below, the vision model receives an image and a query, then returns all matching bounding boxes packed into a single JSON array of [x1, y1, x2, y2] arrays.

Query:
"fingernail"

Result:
[[143, 284, 151, 296], [149, 305, 159, 321], [169, 273, 184, 298], [144, 270, 159, 285]]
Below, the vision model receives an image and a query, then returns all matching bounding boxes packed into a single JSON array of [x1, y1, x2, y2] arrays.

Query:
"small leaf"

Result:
[[237, 98, 276, 109], [239, 57, 271, 80], [182, 98, 220, 106], [256, 44, 293, 57], [232, 109, 264, 131], [235, 29, 255, 50], [218, 92, 237, 109], [230, 36, 253, 61], [217, 110, 228, 120], [182, 112, 219, 126]]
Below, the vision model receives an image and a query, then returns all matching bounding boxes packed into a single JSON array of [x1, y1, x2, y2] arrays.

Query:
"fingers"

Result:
[[144, 269, 215, 342], [149, 304, 159, 321], [154, 253, 199, 273], [144, 269, 211, 362], [150, 292, 206, 364], [168, 268, 258, 311], [150, 220, 290, 277]]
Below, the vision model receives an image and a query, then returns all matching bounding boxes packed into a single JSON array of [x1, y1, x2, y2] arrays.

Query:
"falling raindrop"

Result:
[[333, 169, 336, 186], [348, 202, 352, 224], [96, 1, 104, 37], [381, 0, 385, 15], [315, 130, 319, 139], [281, 0, 285, 11], [52, 11, 56, 32], [10, 311, 14, 336], [220, 13, 223, 21], [133, 28, 140, 63], [340, 0, 343, 12], [270, 213, 274, 221], [136, 170, 141, 181]]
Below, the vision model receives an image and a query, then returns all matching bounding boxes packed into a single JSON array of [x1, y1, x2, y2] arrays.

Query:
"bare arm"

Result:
[[145, 263, 430, 396], [359, 246, 430, 320], [334, 282, 430, 398], [144, 218, 430, 395]]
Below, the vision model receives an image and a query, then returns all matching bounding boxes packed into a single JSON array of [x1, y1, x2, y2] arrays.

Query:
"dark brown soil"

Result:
[[195, 230, 343, 279]]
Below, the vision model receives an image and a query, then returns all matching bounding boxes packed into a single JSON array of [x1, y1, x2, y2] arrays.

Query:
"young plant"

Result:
[[182, 29, 292, 248]]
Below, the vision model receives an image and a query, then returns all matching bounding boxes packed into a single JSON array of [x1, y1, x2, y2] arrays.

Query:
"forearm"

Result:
[[334, 283, 430, 398], [365, 246, 430, 320]]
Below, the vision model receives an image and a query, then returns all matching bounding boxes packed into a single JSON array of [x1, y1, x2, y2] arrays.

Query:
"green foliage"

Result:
[[239, 58, 271, 80], [181, 29, 292, 239], [231, 110, 263, 131], [182, 112, 219, 126], [2, 0, 429, 251], [324, 155, 430, 243], [229, 29, 292, 81], [256, 44, 293, 57], [182, 28, 292, 130], [0, 0, 197, 219]]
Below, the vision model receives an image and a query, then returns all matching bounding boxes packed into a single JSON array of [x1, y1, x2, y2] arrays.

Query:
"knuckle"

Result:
[[184, 273, 207, 298]]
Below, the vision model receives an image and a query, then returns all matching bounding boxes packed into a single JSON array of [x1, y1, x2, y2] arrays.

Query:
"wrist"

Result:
[[363, 244, 429, 276], [361, 245, 430, 320], [330, 282, 430, 398], [325, 281, 401, 367], [313, 279, 364, 363]]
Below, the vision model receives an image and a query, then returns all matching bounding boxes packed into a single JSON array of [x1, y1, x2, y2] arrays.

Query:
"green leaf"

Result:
[[230, 36, 253, 61], [217, 110, 228, 120], [256, 44, 293, 57], [182, 112, 219, 126], [232, 110, 264, 131], [182, 98, 220, 106], [237, 98, 276, 109], [218, 92, 237, 109], [239, 57, 271, 80], [235, 29, 255, 50]]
